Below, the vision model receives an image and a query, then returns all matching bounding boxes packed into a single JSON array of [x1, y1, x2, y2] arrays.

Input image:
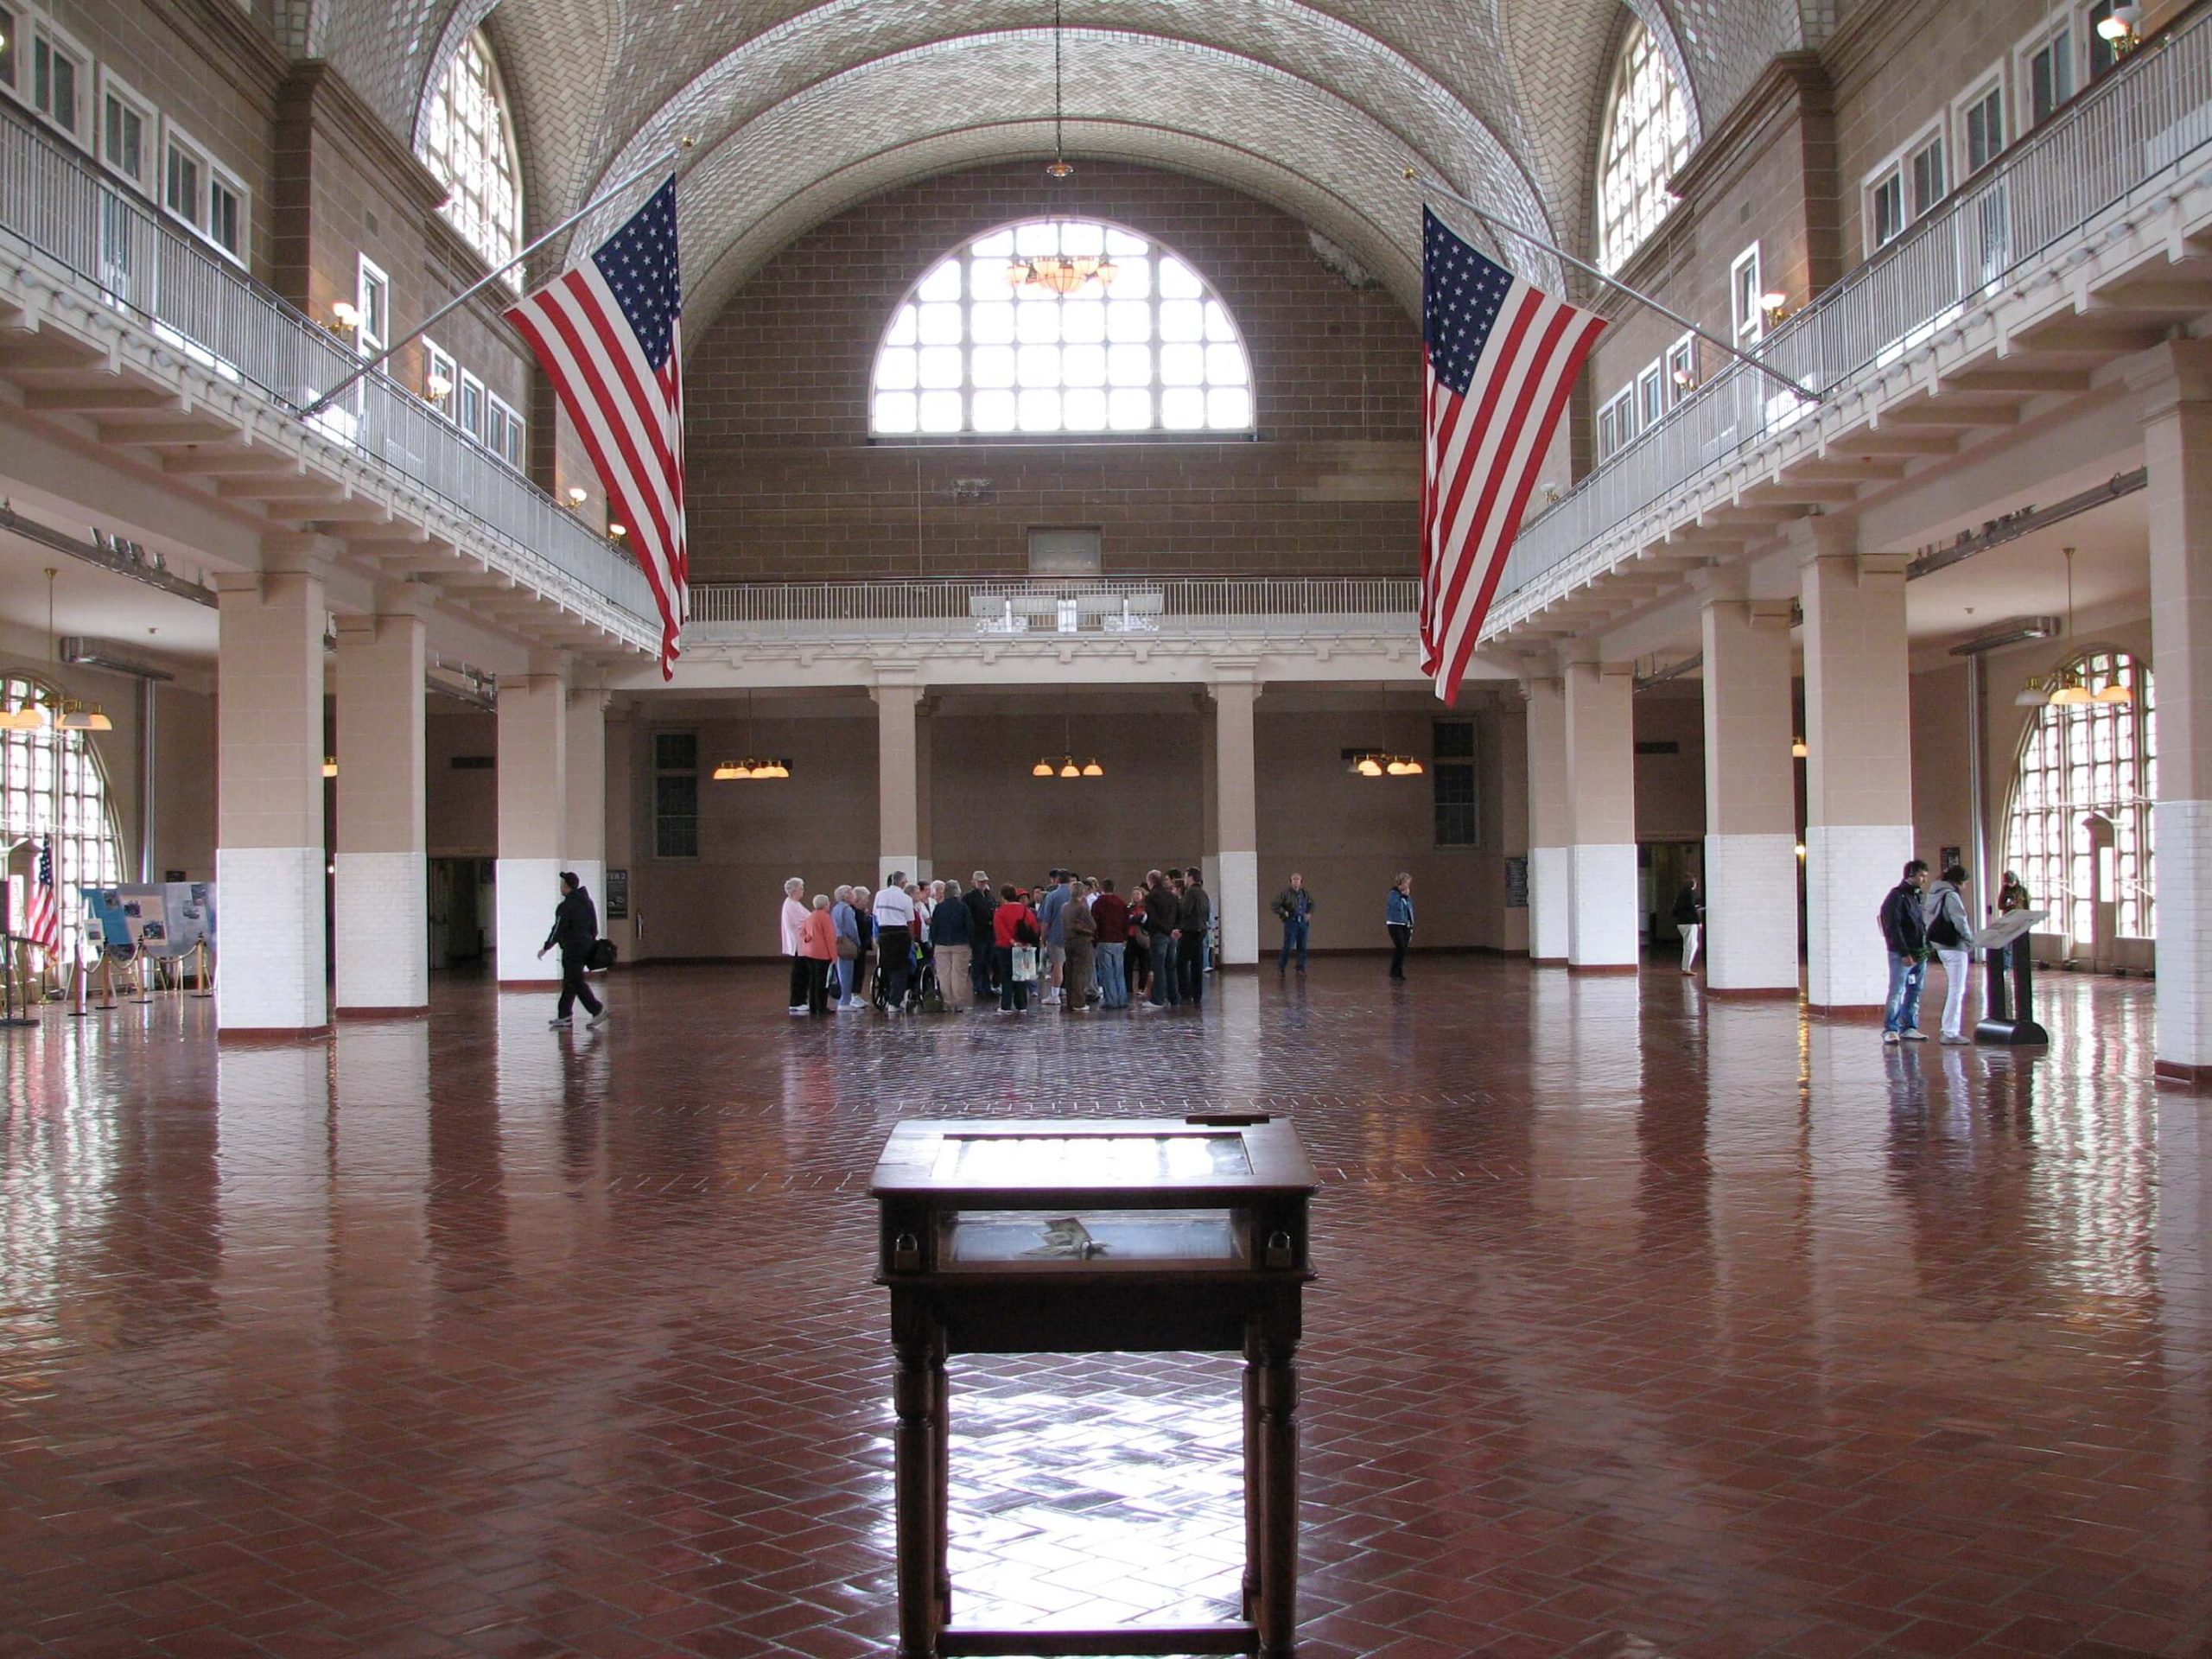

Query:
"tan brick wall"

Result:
[[683, 161, 1421, 582]]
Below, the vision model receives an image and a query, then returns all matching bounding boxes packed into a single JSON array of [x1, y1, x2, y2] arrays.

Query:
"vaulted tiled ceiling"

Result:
[[303, 0, 1823, 336]]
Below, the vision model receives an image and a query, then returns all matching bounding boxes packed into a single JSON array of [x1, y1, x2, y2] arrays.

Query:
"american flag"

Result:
[[1420, 209, 1605, 704], [507, 179, 688, 677], [24, 837, 60, 958]]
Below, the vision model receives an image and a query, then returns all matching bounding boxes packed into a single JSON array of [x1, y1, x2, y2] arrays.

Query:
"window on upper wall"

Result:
[[1958, 73, 2006, 180], [420, 29, 524, 285], [160, 119, 246, 265], [1637, 361, 1665, 433], [1665, 334, 1696, 404], [1730, 245, 1764, 350], [652, 731, 698, 860], [869, 219, 1255, 438], [0, 6, 20, 105], [1864, 123, 1947, 258], [2004, 651, 2156, 942], [485, 391, 524, 470], [26, 10, 90, 149], [424, 340, 457, 418], [97, 67, 156, 197], [355, 255, 390, 357], [1595, 21, 1692, 275], [2019, 15, 2076, 130], [1433, 720, 1478, 848], [1597, 386, 1635, 461], [458, 369, 484, 442]]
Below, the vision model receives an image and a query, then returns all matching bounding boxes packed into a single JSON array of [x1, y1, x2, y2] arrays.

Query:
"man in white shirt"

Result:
[[873, 874, 918, 1014]]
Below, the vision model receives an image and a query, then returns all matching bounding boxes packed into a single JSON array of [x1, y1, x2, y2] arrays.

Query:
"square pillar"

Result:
[[1523, 675, 1570, 964], [1564, 660, 1638, 969], [333, 608, 427, 1014], [565, 687, 609, 918], [1801, 541, 1914, 1010], [1213, 679, 1260, 966], [874, 683, 920, 887], [496, 669, 568, 986], [1700, 594, 1802, 994], [2136, 342, 2212, 1079], [214, 560, 328, 1033]]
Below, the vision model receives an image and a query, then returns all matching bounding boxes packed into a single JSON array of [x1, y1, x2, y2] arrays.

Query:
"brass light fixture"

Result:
[[322, 757, 339, 779], [714, 691, 791, 780], [1791, 736, 1808, 758], [1034, 704, 1102, 779], [2046, 547, 2096, 707], [1003, 0, 1117, 300], [2097, 3, 2142, 54]]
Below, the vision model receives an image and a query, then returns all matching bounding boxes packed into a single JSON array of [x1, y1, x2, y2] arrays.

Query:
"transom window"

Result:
[[1596, 22, 1691, 275], [420, 30, 523, 285], [2004, 651, 2156, 943], [869, 220, 1255, 438], [1, 673, 126, 963]]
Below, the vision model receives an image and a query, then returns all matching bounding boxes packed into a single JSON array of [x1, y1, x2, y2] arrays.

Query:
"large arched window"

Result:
[[420, 30, 524, 285], [869, 220, 1255, 437], [2, 674, 126, 962], [1596, 22, 1691, 274], [2004, 651, 2156, 942]]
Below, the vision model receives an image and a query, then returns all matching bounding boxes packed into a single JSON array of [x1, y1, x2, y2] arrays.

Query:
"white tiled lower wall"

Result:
[[2155, 799, 2212, 1068], [495, 856, 564, 984], [1529, 845, 1569, 961], [1217, 849, 1258, 964], [1806, 823, 1913, 1008], [1705, 832, 1801, 993], [334, 851, 428, 1010], [215, 845, 327, 1030], [1567, 842, 1638, 967]]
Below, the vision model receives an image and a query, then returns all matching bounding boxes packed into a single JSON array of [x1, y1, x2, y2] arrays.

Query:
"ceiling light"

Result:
[[0, 703, 43, 730], [1791, 737, 1808, 758], [713, 760, 750, 780], [57, 702, 112, 732], [1006, 252, 1118, 298], [2094, 679, 2133, 705], [321, 756, 338, 778], [2049, 680, 2094, 706], [1058, 757, 1080, 779], [1401, 757, 1424, 776], [1033, 759, 1055, 777], [1385, 758, 1413, 775], [1081, 757, 1103, 777], [1356, 756, 1384, 778], [2015, 677, 2053, 708]]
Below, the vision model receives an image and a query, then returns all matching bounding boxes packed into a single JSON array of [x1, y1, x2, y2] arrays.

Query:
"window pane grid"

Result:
[[419, 32, 523, 288], [870, 220, 1254, 437], [2, 674, 124, 963], [1597, 24, 1692, 274], [2003, 652, 2157, 944]]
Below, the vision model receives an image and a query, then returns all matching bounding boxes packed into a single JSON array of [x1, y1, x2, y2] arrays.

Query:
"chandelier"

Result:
[[712, 691, 793, 780], [1, 571, 111, 731], [1033, 706, 1103, 778], [1344, 750, 1423, 779], [1002, 1, 1116, 300], [2015, 547, 2131, 709]]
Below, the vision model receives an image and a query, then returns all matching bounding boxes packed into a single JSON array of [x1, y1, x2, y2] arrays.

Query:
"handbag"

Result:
[[587, 938, 617, 972], [836, 934, 858, 960], [1010, 944, 1039, 982]]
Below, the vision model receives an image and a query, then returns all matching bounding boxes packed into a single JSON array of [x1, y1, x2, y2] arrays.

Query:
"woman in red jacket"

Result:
[[992, 885, 1041, 1014], [798, 893, 838, 1016]]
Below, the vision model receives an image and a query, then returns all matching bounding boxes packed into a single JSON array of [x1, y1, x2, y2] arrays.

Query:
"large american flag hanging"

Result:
[[507, 179, 688, 677], [1419, 209, 1605, 705], [25, 836, 61, 958]]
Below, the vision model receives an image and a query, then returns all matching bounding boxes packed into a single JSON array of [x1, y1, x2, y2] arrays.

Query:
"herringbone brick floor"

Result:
[[0, 960, 2206, 1658]]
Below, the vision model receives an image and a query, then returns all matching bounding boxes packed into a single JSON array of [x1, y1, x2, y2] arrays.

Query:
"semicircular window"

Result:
[[869, 220, 1255, 438]]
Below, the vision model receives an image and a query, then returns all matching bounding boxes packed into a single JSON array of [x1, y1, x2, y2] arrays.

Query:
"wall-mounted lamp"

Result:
[[1672, 367, 1697, 391], [1758, 290, 1789, 324], [424, 371, 453, 406], [566, 487, 588, 510], [1795, 842, 1808, 861], [321, 756, 339, 779], [2097, 3, 2142, 54], [1790, 736, 1808, 758], [607, 523, 627, 543], [327, 300, 360, 339]]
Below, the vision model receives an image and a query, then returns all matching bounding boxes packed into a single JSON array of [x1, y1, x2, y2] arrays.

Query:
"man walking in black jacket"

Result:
[[963, 871, 999, 1002], [1177, 869, 1211, 1007], [537, 871, 605, 1028], [1878, 859, 1930, 1044], [1141, 869, 1180, 1008]]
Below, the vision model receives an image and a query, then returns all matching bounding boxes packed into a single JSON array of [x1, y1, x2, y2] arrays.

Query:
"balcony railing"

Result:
[[1494, 6, 2212, 620], [0, 108, 658, 634], [688, 576, 1418, 635]]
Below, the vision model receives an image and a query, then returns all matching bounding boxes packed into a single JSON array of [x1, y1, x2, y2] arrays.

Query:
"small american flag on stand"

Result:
[[1419, 209, 1606, 704], [25, 836, 61, 959], [506, 179, 688, 677]]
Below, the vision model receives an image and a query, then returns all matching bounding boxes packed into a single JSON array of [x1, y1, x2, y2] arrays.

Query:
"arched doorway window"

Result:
[[869, 219, 1255, 437], [2, 674, 127, 961], [1596, 22, 1692, 274], [2003, 650, 2156, 943]]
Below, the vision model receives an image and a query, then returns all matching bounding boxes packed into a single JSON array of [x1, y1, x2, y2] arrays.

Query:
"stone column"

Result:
[[333, 601, 427, 1014], [1213, 678, 1260, 966], [1496, 698, 1531, 957], [2136, 341, 2212, 1080], [875, 682, 920, 887], [1564, 659, 1638, 969], [495, 664, 569, 986], [1523, 674, 1570, 964], [565, 684, 609, 920], [1801, 534, 1913, 1010], [1700, 588, 1802, 994], [213, 548, 329, 1033]]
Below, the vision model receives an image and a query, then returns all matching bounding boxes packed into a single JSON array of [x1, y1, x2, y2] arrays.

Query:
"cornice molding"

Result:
[[171, 0, 291, 107]]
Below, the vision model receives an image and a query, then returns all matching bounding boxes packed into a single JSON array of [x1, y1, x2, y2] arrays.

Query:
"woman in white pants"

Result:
[[1924, 864, 1976, 1044], [1672, 876, 1704, 974]]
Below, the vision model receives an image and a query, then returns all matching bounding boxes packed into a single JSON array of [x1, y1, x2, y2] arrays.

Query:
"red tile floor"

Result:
[[1, 959, 2208, 1658]]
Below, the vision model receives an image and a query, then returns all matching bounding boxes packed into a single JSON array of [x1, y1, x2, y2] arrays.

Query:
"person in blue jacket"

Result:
[[1386, 873, 1414, 980]]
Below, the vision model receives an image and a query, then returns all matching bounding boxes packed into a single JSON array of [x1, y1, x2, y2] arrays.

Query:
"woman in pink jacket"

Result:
[[798, 893, 837, 1016], [780, 876, 810, 1015]]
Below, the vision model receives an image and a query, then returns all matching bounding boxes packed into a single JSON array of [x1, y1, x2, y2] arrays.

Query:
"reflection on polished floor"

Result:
[[1, 961, 2207, 1657]]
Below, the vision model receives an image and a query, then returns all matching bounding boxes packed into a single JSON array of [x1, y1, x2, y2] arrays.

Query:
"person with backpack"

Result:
[[1924, 864, 1976, 1044], [1878, 859, 1932, 1044], [537, 870, 605, 1029]]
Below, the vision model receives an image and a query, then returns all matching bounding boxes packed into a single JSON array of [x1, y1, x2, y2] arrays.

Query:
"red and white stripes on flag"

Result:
[[1419, 209, 1605, 705], [26, 836, 61, 958], [507, 179, 688, 677]]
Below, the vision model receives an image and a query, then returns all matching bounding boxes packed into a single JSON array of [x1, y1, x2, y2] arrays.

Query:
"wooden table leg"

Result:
[[933, 1338, 951, 1630], [893, 1303, 942, 1659], [1253, 1337, 1300, 1658], [1242, 1345, 1262, 1621]]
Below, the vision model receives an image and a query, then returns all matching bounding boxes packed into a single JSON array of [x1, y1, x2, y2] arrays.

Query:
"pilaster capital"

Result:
[[258, 532, 342, 582], [2121, 337, 2212, 422], [368, 579, 438, 622], [1783, 512, 1859, 567], [1689, 563, 1751, 606]]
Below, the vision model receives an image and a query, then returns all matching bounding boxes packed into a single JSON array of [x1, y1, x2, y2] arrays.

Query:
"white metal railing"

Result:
[[688, 575, 1417, 633], [0, 108, 659, 633], [1494, 9, 2212, 618]]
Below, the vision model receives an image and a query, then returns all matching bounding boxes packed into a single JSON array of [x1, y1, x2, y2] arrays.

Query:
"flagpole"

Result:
[[1404, 168, 1822, 404], [298, 140, 694, 421]]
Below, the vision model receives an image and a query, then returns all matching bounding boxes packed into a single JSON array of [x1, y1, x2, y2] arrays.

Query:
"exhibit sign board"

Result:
[[81, 882, 215, 959]]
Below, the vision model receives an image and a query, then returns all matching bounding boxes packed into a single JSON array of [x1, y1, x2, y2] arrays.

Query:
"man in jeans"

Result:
[[1141, 869, 1180, 1008], [1177, 868, 1211, 1008], [1878, 859, 1932, 1044], [1038, 871, 1073, 1006], [873, 873, 918, 1015], [1092, 879, 1130, 1007], [1273, 874, 1313, 972]]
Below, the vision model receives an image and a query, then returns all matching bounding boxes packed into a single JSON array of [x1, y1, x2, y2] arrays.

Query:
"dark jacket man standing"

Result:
[[1141, 870, 1180, 1008], [538, 871, 604, 1028], [1878, 860, 1931, 1043]]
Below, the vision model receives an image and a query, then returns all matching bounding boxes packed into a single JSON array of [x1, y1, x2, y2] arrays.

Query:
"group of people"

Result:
[[1878, 861, 2031, 1044], [778, 867, 1220, 1018]]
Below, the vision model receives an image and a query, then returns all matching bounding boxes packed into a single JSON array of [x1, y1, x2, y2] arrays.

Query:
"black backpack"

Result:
[[587, 938, 618, 972], [1926, 900, 1961, 950]]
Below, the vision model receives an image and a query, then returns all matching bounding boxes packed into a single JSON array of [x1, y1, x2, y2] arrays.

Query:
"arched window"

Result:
[[420, 30, 524, 285], [1596, 22, 1691, 275], [869, 220, 1255, 437], [2003, 651, 2156, 943], [2, 674, 126, 963]]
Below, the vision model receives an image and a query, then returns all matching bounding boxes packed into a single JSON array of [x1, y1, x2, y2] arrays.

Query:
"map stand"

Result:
[[870, 1116, 1318, 1659], [1974, 909, 2050, 1046]]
